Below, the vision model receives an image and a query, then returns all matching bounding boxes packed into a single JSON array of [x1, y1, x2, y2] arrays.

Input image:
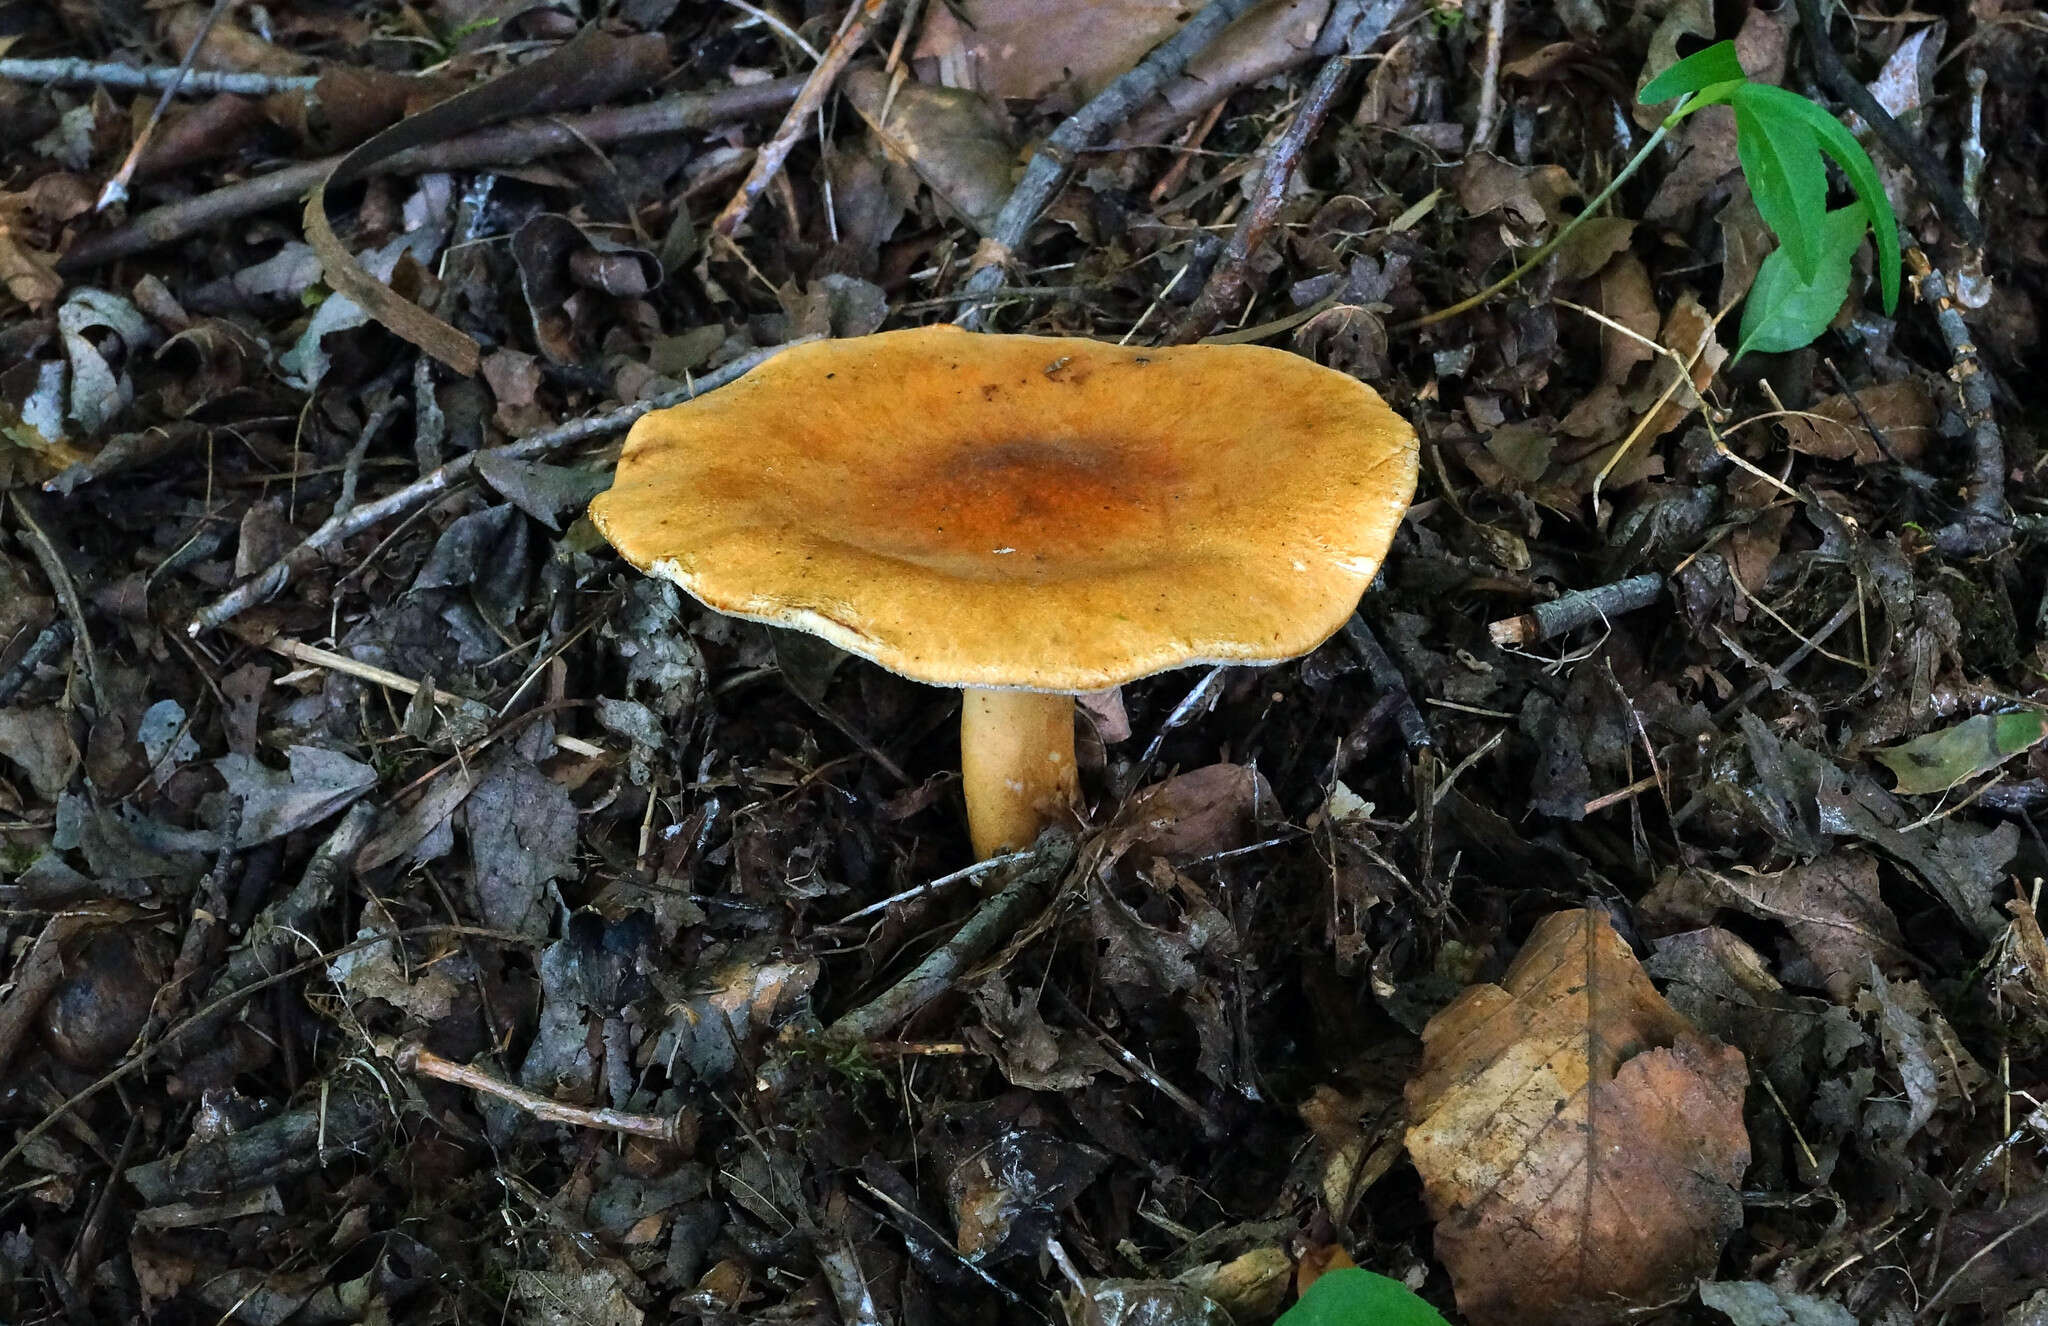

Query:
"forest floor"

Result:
[[1, 0, 2046, 1323]]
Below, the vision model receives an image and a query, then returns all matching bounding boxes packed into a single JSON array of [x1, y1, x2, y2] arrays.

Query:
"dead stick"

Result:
[[712, 0, 888, 237], [1910, 247, 2010, 556], [188, 339, 810, 635], [953, 0, 1264, 330], [1169, 51, 1356, 342], [0, 56, 317, 94], [1468, 0, 1508, 152], [397, 1044, 693, 1143], [61, 76, 804, 269], [0, 619, 72, 707], [1487, 573, 1664, 646], [97, 0, 230, 211], [829, 833, 1073, 1042], [1341, 613, 1432, 751]]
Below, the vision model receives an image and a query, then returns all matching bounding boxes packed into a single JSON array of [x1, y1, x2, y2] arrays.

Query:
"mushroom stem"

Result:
[[960, 688, 1079, 859]]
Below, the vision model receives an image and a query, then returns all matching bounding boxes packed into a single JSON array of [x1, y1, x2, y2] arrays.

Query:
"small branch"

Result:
[[0, 56, 317, 95], [1961, 67, 1987, 225], [1909, 248, 2010, 556], [827, 832, 1074, 1042], [953, 0, 1265, 330], [1468, 0, 1509, 153], [1487, 573, 1665, 646], [188, 390, 403, 633], [1169, 1, 1401, 344], [0, 620, 72, 707], [97, 0, 231, 211], [712, 0, 888, 238], [7, 491, 107, 714], [143, 798, 243, 1041], [176, 802, 379, 1054], [834, 849, 1036, 924], [1786, 0, 1983, 246], [397, 1044, 695, 1145], [1341, 614, 1433, 751], [60, 76, 804, 269], [188, 339, 810, 636]]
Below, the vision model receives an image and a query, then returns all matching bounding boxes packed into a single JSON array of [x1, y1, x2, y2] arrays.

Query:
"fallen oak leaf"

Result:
[[1405, 908, 1750, 1326]]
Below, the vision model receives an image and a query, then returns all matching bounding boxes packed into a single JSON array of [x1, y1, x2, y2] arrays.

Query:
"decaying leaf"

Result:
[[1405, 908, 1750, 1325], [1780, 380, 1934, 464], [841, 67, 1017, 234], [214, 745, 377, 846], [1641, 855, 1909, 1002], [1873, 710, 2048, 796]]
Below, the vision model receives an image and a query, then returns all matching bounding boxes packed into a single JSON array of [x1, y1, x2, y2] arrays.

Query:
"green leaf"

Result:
[[1735, 205, 1866, 358], [1641, 41, 1746, 105], [1277, 1270, 1451, 1326], [1731, 85, 1828, 283], [1873, 711, 2048, 797], [1738, 84, 1902, 313]]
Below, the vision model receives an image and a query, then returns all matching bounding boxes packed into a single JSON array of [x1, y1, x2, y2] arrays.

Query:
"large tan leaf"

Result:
[[1404, 909, 1750, 1326]]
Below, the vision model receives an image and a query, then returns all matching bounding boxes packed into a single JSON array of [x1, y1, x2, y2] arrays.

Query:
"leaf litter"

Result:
[[0, 0, 2044, 1324]]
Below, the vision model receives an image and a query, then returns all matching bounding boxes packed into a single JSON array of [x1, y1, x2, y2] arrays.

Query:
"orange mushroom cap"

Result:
[[588, 327, 1418, 692]]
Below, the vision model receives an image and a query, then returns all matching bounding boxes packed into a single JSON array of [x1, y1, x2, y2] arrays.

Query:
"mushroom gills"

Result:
[[959, 688, 1079, 859]]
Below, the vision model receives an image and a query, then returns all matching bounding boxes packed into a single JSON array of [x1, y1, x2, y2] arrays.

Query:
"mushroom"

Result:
[[589, 327, 1417, 858]]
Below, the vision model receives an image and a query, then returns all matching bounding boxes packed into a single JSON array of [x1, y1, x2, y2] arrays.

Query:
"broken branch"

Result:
[[953, 0, 1265, 329]]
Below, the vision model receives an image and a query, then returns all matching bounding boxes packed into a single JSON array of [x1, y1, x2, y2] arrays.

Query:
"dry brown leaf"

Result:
[[1641, 856, 1910, 1003], [1780, 380, 1934, 464], [1405, 908, 1750, 1326], [1588, 252, 1658, 386], [1634, 289, 1727, 438], [0, 206, 64, 309], [1452, 152, 1577, 229], [841, 66, 1017, 234]]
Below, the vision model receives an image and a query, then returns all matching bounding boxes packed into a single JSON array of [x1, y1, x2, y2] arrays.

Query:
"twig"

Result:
[[0, 56, 316, 94], [1487, 573, 1664, 646], [826, 832, 1074, 1042], [7, 491, 107, 714], [0, 620, 72, 707], [1169, 2, 1395, 343], [834, 850, 1036, 924], [97, 0, 230, 212], [953, 0, 1265, 330], [1468, 0, 1508, 153], [142, 798, 243, 1043], [396, 1044, 694, 1144], [1786, 0, 1983, 246], [188, 339, 810, 635], [1909, 247, 2010, 556], [712, 0, 888, 238], [186, 390, 402, 633], [1341, 614, 1433, 751], [1961, 66, 1987, 230], [178, 802, 378, 1052], [60, 76, 804, 268], [266, 636, 604, 758]]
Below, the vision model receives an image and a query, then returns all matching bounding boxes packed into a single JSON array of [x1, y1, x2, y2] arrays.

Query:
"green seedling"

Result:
[[1410, 40, 1901, 362], [1276, 1268, 1451, 1326], [1641, 40, 1900, 357]]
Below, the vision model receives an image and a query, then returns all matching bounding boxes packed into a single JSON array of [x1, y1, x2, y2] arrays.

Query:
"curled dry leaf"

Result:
[[1404, 908, 1750, 1326]]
